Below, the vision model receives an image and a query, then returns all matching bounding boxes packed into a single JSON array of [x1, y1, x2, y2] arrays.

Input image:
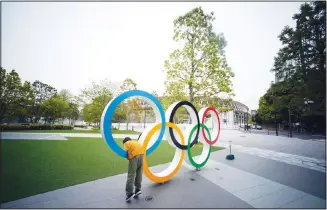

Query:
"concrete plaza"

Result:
[[1, 129, 326, 208]]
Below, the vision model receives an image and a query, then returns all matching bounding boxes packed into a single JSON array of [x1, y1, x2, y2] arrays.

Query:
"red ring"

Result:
[[201, 107, 220, 145]]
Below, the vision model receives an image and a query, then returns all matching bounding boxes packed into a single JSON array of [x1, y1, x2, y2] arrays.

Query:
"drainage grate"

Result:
[[190, 177, 196, 181], [145, 196, 154, 202]]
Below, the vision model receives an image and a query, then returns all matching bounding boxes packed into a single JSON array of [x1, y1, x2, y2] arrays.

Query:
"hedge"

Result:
[[73, 125, 87, 128], [0, 124, 74, 131]]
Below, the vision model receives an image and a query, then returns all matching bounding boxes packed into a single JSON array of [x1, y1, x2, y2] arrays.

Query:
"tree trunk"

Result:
[[189, 83, 194, 103]]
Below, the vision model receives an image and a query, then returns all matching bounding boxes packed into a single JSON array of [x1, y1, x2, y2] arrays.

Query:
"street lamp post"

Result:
[[288, 104, 292, 138], [271, 81, 278, 136], [304, 98, 314, 134], [246, 108, 249, 130]]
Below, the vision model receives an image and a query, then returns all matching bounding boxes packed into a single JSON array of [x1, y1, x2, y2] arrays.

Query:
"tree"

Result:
[[82, 103, 94, 124], [266, 2, 326, 133], [0, 68, 34, 123], [143, 91, 160, 122], [66, 102, 79, 125], [78, 79, 118, 106], [41, 95, 68, 124], [257, 96, 274, 124], [58, 89, 73, 102], [163, 7, 235, 110], [252, 113, 263, 125], [58, 89, 79, 124], [29, 80, 57, 123], [15, 81, 35, 123], [118, 78, 142, 130], [79, 80, 117, 126], [82, 94, 112, 125]]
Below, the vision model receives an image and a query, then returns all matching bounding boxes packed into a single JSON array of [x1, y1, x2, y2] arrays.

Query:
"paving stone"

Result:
[[248, 186, 307, 208], [233, 181, 286, 202], [280, 194, 326, 208]]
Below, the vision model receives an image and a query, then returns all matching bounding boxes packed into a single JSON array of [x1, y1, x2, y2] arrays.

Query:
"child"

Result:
[[123, 137, 144, 202]]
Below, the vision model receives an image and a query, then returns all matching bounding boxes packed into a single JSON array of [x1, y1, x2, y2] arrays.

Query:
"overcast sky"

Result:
[[2, 2, 303, 110]]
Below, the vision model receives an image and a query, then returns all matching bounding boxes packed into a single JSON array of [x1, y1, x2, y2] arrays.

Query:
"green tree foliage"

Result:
[[66, 103, 80, 125], [0, 68, 34, 123], [78, 80, 117, 105], [117, 78, 142, 129], [164, 7, 235, 110], [41, 95, 69, 124], [258, 2, 326, 133], [79, 80, 118, 125], [257, 96, 274, 124], [29, 80, 57, 123], [82, 94, 112, 125], [251, 113, 263, 125], [58, 89, 73, 102]]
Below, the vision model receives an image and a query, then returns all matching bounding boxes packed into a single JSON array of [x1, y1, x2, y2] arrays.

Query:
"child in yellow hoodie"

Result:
[[123, 137, 144, 202]]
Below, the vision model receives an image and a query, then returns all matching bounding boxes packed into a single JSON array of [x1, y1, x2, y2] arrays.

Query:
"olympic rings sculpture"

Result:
[[100, 90, 221, 183]]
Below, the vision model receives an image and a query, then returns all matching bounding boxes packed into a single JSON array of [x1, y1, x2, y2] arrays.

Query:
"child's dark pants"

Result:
[[126, 154, 143, 196]]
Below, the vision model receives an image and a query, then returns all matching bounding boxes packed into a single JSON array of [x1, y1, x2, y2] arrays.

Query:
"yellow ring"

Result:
[[142, 122, 185, 183]]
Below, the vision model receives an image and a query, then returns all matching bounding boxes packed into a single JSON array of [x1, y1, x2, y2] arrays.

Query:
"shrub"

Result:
[[92, 126, 100, 131], [74, 125, 87, 128], [0, 124, 74, 131]]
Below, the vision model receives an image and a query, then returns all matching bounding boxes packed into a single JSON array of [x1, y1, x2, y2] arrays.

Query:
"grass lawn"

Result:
[[1, 137, 224, 203], [2, 129, 140, 134]]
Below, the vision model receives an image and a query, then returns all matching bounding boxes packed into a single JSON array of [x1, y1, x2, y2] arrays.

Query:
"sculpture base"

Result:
[[226, 154, 235, 160]]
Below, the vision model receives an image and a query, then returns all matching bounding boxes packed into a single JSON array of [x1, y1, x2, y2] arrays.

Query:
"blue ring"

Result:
[[102, 90, 166, 158]]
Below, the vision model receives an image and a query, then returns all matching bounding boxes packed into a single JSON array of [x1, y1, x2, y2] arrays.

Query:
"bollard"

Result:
[[226, 141, 235, 160]]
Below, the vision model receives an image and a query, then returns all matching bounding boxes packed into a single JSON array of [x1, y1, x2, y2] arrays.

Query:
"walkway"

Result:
[[1, 151, 325, 208], [1, 130, 325, 208]]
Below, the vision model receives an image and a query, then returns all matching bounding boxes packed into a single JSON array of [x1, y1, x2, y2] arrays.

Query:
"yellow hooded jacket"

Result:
[[123, 140, 144, 160]]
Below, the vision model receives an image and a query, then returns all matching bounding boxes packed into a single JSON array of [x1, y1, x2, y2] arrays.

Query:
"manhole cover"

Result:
[[145, 196, 154, 202], [190, 177, 196, 181]]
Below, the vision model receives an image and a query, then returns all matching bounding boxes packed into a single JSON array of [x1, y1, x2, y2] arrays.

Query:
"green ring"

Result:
[[187, 123, 211, 168]]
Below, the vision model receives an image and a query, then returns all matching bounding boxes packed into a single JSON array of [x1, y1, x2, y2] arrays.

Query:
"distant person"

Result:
[[123, 137, 144, 202]]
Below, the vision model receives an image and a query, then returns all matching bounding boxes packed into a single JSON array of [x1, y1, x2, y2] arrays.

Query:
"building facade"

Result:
[[137, 99, 250, 129]]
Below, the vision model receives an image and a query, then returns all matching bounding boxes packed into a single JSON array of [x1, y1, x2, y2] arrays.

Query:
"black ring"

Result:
[[168, 101, 200, 150]]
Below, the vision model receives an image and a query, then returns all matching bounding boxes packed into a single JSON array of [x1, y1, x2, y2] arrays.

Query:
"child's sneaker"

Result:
[[126, 193, 134, 202], [134, 189, 142, 197]]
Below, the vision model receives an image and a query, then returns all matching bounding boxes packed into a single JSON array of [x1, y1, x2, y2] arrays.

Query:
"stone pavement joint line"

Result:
[[2, 159, 325, 208], [215, 142, 326, 173], [183, 159, 326, 208]]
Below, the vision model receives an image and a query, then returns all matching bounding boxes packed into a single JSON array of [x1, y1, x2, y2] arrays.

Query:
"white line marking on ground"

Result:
[[215, 142, 326, 173], [36, 135, 58, 140]]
